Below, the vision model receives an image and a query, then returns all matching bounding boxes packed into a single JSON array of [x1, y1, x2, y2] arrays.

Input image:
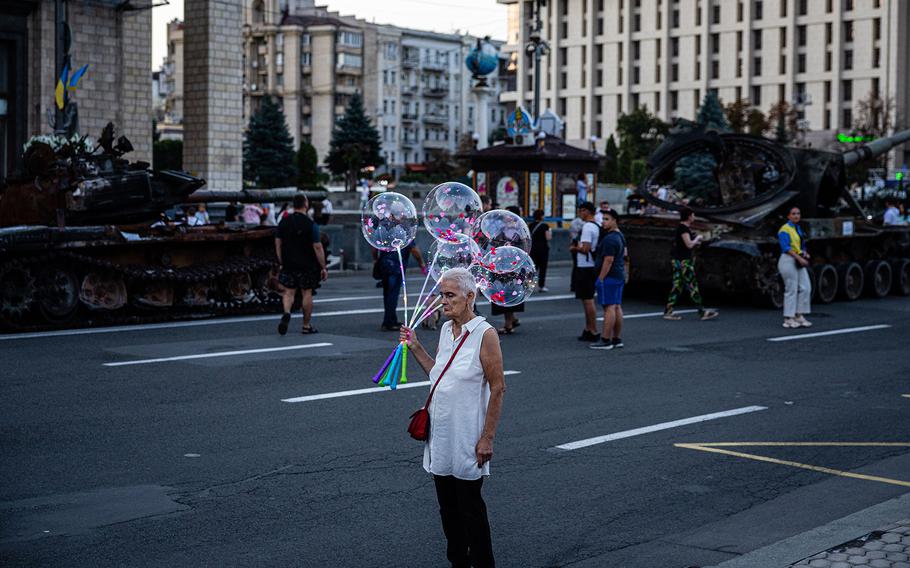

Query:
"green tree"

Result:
[[601, 134, 620, 183], [746, 109, 769, 136], [325, 93, 384, 190], [673, 92, 730, 203], [724, 99, 751, 133], [152, 139, 182, 171], [766, 101, 800, 145], [615, 106, 669, 162], [243, 97, 296, 188], [295, 141, 319, 187]]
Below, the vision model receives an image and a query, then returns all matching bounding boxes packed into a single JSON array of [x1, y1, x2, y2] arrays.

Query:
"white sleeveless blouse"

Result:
[[423, 315, 494, 480]]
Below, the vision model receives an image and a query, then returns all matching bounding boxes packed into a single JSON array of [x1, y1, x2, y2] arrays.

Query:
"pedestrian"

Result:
[[493, 205, 525, 334], [262, 202, 278, 226], [241, 202, 264, 225], [224, 202, 239, 222], [576, 174, 588, 203], [590, 209, 626, 349], [663, 207, 719, 321], [883, 198, 905, 226], [398, 267, 505, 568], [529, 209, 551, 292], [376, 243, 426, 331], [593, 200, 612, 226], [321, 197, 334, 224], [194, 204, 210, 225], [184, 206, 201, 226], [480, 194, 492, 213], [778, 206, 812, 329], [359, 179, 371, 210], [569, 201, 600, 341], [275, 194, 328, 335]]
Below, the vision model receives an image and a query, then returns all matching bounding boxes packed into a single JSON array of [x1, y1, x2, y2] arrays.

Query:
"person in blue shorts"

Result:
[[590, 209, 626, 350]]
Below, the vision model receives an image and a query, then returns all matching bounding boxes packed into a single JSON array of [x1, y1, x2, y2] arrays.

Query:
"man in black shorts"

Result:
[[275, 194, 327, 335], [569, 201, 600, 341]]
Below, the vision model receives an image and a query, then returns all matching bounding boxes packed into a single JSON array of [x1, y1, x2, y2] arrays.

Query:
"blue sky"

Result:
[[152, 0, 508, 69]]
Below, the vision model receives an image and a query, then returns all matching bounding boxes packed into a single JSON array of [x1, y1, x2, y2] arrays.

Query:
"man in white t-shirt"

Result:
[[883, 199, 904, 226], [569, 201, 601, 341]]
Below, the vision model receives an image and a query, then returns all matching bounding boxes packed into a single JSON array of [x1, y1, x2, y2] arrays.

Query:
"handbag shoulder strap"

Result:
[[423, 330, 471, 410]]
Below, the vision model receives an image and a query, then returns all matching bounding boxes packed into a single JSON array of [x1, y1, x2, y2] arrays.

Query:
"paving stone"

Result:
[[893, 563, 910, 568], [868, 561, 891, 568], [846, 556, 869, 565], [830, 562, 852, 568], [866, 542, 886, 551], [884, 544, 906, 552], [808, 559, 832, 567], [866, 551, 887, 560], [883, 533, 903, 544], [847, 548, 868, 555], [830, 553, 850, 561], [886, 553, 910, 562]]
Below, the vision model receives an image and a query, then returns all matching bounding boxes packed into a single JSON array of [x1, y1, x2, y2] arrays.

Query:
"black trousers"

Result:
[[433, 475, 495, 568], [531, 251, 549, 288]]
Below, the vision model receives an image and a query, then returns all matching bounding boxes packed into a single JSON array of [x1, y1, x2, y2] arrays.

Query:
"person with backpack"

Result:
[[590, 209, 627, 350], [569, 202, 600, 341], [275, 194, 328, 335], [662, 207, 718, 321], [528, 209, 551, 292]]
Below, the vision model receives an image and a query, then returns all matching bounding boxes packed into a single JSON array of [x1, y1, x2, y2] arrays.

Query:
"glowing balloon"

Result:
[[361, 192, 418, 251], [471, 209, 532, 255], [422, 182, 483, 242], [474, 246, 538, 307], [428, 233, 481, 282]]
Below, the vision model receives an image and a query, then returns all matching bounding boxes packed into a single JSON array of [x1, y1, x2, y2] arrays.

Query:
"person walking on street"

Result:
[[398, 268, 505, 568], [275, 194, 327, 335], [377, 244, 426, 331], [593, 200, 612, 226], [569, 202, 600, 341], [778, 207, 812, 328], [576, 174, 589, 203], [663, 207, 718, 321], [590, 210, 626, 350], [493, 206, 526, 334], [242, 202, 264, 225], [529, 209, 551, 292]]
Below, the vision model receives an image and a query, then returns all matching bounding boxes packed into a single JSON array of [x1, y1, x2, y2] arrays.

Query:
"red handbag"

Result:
[[407, 331, 471, 441]]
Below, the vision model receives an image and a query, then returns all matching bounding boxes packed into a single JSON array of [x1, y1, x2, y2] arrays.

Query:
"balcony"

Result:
[[401, 137, 417, 147], [422, 113, 448, 124], [401, 85, 419, 96], [423, 139, 448, 149], [423, 85, 448, 98], [402, 56, 419, 68], [422, 59, 447, 71], [336, 64, 363, 76], [336, 83, 359, 94], [401, 112, 418, 122]]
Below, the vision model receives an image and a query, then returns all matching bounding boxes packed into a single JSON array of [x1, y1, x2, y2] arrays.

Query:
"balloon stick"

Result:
[[371, 345, 399, 384], [396, 246, 408, 326]]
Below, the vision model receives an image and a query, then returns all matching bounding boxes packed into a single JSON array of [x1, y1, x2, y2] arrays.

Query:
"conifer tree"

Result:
[[295, 141, 319, 187], [325, 93, 384, 189], [601, 134, 620, 183], [243, 97, 296, 188], [673, 92, 730, 205]]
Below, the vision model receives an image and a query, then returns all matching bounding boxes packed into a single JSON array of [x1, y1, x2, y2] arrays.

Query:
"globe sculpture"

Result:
[[465, 37, 498, 83]]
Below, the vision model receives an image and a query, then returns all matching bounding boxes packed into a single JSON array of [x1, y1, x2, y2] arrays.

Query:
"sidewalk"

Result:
[[790, 520, 910, 567]]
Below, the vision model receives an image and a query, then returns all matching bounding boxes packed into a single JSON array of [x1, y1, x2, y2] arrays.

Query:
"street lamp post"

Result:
[[524, 0, 549, 121]]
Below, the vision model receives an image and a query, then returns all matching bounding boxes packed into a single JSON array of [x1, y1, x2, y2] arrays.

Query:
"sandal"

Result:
[[301, 326, 319, 334], [512, 318, 521, 328], [497, 327, 514, 335]]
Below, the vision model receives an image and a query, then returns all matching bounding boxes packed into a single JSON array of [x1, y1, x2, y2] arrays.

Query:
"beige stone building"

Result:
[[241, 0, 509, 177], [0, 0, 152, 178], [499, 0, 910, 167]]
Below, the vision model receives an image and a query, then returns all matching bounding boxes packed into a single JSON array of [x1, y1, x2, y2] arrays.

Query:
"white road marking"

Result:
[[1, 296, 575, 341], [554, 405, 768, 451], [283, 370, 521, 403], [766, 324, 892, 342], [103, 342, 333, 367], [598, 309, 697, 321]]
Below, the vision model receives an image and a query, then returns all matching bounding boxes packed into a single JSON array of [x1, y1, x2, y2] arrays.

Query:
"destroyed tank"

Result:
[[0, 124, 316, 331], [620, 127, 910, 308]]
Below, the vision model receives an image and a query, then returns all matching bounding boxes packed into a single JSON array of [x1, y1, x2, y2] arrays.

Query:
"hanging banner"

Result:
[[543, 172, 553, 217], [476, 172, 487, 194], [529, 172, 540, 213]]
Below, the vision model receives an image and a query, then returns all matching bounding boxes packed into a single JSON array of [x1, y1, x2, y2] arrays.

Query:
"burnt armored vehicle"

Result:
[[0, 125, 305, 331], [621, 128, 910, 307]]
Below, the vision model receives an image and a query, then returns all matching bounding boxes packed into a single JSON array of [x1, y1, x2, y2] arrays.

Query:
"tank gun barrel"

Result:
[[842, 128, 910, 167], [185, 187, 328, 204]]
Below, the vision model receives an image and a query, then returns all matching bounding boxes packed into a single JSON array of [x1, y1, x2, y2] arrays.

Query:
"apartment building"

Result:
[[157, 19, 184, 141], [239, 0, 508, 176], [499, 0, 910, 167]]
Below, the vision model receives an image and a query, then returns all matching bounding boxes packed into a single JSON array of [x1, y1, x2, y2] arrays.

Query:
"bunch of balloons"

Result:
[[361, 181, 539, 390]]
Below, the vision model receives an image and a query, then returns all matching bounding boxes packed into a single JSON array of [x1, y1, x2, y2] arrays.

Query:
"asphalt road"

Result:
[[2, 265, 909, 567]]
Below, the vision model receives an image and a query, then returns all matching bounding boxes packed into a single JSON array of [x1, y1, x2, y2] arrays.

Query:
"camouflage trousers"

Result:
[[665, 259, 705, 314]]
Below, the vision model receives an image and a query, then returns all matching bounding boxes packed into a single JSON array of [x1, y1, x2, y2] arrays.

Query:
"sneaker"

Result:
[[589, 338, 615, 350], [577, 330, 599, 341], [782, 319, 800, 328], [700, 309, 719, 321], [663, 311, 682, 321], [612, 337, 624, 349], [539, 286, 550, 292], [381, 323, 401, 331], [795, 315, 812, 328], [278, 313, 291, 335]]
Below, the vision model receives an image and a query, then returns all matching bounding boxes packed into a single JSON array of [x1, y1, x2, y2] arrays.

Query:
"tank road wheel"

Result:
[[751, 276, 784, 309], [890, 258, 910, 296], [837, 262, 864, 301], [813, 264, 838, 304], [134, 282, 175, 308], [863, 260, 892, 299], [80, 272, 128, 311], [35, 266, 81, 323], [225, 273, 254, 303], [0, 263, 36, 321]]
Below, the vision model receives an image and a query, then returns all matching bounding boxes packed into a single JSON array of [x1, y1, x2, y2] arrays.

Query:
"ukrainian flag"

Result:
[[55, 64, 69, 110]]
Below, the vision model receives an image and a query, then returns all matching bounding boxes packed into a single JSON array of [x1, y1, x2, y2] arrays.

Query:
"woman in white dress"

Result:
[[399, 268, 505, 568]]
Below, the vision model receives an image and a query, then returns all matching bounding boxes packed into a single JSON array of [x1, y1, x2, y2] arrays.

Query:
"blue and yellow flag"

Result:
[[55, 63, 69, 110], [68, 64, 88, 92]]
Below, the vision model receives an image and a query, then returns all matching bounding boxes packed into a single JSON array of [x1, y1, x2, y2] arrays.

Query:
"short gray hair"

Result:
[[440, 267, 477, 305]]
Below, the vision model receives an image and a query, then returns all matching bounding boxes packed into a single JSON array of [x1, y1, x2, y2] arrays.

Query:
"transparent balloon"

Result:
[[422, 182, 483, 242], [474, 246, 538, 307], [471, 210, 532, 255], [427, 233, 481, 282], [361, 192, 418, 251]]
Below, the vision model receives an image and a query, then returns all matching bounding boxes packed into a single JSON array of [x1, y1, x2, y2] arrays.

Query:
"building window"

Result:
[[633, 41, 640, 60], [712, 3, 720, 24], [736, 57, 743, 78], [797, 53, 806, 73], [633, 13, 641, 32], [797, 26, 806, 47], [275, 52, 283, 66], [779, 0, 787, 17], [753, 30, 762, 50], [672, 9, 680, 28], [779, 54, 786, 74], [558, 97, 566, 115], [872, 77, 880, 96], [873, 18, 881, 41], [631, 92, 639, 109], [737, 1, 743, 21], [711, 33, 719, 54], [842, 107, 852, 127], [632, 66, 640, 84], [843, 49, 853, 70], [385, 42, 398, 60], [825, 22, 832, 44], [596, 68, 603, 86], [845, 0, 853, 10], [798, 0, 807, 16], [780, 28, 787, 48], [337, 53, 363, 68], [671, 37, 679, 57], [753, 0, 763, 20], [842, 80, 852, 101], [711, 60, 719, 79], [302, 33, 311, 45], [695, 61, 701, 80], [276, 73, 283, 87], [337, 31, 363, 47], [826, 0, 833, 12], [753, 56, 762, 76], [670, 90, 678, 111], [301, 52, 311, 66], [824, 81, 831, 103], [873, 48, 880, 68], [671, 63, 678, 81], [843, 21, 854, 43], [751, 85, 761, 106]]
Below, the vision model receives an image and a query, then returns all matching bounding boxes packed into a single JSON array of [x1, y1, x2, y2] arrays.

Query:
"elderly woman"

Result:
[[399, 267, 505, 568], [778, 206, 812, 328]]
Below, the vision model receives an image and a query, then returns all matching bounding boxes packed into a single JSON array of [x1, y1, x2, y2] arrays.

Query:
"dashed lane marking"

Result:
[[598, 309, 697, 321], [103, 342, 333, 367], [766, 324, 892, 342], [675, 442, 910, 488], [553, 405, 768, 451], [282, 370, 521, 403]]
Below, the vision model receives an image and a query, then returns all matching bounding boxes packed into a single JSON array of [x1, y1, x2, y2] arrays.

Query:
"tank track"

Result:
[[0, 251, 282, 332]]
